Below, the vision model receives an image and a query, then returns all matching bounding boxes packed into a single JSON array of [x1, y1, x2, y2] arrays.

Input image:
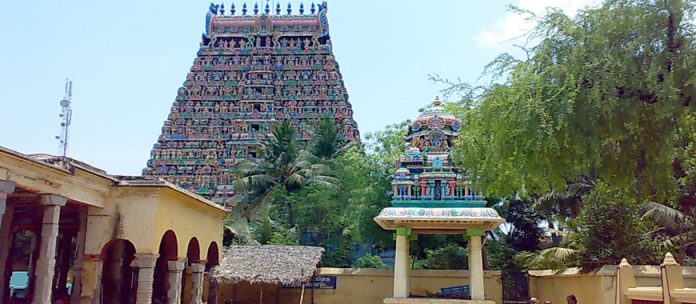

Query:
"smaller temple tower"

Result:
[[374, 97, 504, 304]]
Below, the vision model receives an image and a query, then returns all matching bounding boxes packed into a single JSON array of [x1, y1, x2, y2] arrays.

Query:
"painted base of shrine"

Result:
[[383, 298, 495, 304]]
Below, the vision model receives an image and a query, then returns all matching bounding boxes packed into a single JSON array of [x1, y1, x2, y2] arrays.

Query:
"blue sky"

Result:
[[0, 0, 596, 175]]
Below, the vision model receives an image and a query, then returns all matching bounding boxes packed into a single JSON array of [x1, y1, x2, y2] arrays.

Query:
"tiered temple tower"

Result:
[[375, 97, 504, 304], [143, 2, 359, 204]]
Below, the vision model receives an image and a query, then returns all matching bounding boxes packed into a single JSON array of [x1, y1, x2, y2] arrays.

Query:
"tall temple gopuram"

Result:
[[143, 2, 359, 204]]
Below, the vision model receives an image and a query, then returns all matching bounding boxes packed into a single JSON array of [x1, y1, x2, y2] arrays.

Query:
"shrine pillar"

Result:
[[190, 262, 206, 304], [168, 258, 187, 304], [131, 253, 160, 304], [0, 180, 16, 303], [468, 229, 485, 301], [33, 194, 67, 304], [393, 227, 412, 298]]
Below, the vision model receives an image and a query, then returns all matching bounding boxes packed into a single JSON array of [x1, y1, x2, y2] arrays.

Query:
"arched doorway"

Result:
[[100, 239, 136, 304], [153, 230, 177, 303], [205, 242, 220, 304]]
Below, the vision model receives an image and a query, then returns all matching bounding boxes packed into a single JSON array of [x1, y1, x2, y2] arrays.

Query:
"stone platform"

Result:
[[383, 298, 495, 304]]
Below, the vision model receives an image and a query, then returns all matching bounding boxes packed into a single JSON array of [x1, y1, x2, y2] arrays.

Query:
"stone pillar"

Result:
[[208, 279, 219, 304], [78, 254, 103, 304], [661, 252, 683, 304], [131, 253, 160, 304], [614, 258, 636, 304], [467, 229, 485, 301], [33, 194, 67, 304], [0, 180, 15, 303], [70, 207, 88, 304], [0, 180, 16, 303], [393, 227, 411, 298], [190, 262, 206, 304], [167, 258, 187, 304]]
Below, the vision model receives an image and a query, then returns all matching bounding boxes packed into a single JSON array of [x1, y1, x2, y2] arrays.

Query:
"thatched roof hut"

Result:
[[211, 245, 325, 286]]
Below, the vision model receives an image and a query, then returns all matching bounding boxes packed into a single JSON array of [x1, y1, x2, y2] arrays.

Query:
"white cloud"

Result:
[[475, 0, 601, 48]]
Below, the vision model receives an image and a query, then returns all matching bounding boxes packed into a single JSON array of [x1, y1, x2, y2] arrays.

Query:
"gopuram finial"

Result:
[[242, 3, 248, 15], [220, 3, 225, 15], [433, 96, 442, 107], [276, 2, 281, 15], [254, 3, 259, 15], [231, 3, 236, 15], [311, 3, 316, 14], [299, 3, 305, 14], [287, 2, 292, 15], [264, 2, 270, 14]]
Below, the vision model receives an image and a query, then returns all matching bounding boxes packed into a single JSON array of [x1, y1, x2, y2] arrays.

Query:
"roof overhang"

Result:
[[374, 207, 505, 232]]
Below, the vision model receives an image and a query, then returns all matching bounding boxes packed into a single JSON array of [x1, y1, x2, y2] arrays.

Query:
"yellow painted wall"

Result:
[[218, 268, 503, 304], [528, 265, 696, 304], [529, 271, 615, 304], [84, 187, 160, 255], [155, 188, 226, 260]]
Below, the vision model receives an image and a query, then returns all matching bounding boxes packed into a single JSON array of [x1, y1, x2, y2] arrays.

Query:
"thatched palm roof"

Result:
[[211, 245, 324, 285]]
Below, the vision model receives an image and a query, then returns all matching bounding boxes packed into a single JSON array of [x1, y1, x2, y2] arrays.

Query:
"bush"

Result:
[[421, 243, 468, 269], [353, 254, 388, 269]]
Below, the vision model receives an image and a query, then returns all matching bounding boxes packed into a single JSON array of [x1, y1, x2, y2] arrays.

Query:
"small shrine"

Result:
[[374, 97, 505, 304]]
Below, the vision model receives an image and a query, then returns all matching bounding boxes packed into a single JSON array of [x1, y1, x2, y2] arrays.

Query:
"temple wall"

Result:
[[527, 265, 696, 304], [217, 268, 503, 304]]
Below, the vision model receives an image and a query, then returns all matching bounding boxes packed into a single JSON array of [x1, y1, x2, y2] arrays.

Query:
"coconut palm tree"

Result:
[[232, 121, 338, 232], [641, 201, 696, 263]]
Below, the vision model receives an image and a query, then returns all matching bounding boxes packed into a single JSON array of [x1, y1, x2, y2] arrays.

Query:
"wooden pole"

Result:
[[299, 283, 305, 304]]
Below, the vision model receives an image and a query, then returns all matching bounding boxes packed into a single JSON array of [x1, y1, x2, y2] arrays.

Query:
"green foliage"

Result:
[[436, 0, 696, 270], [576, 183, 660, 272], [421, 243, 469, 270], [506, 199, 544, 252], [486, 237, 517, 270], [447, 0, 695, 202], [353, 254, 388, 269], [268, 229, 299, 245], [312, 116, 341, 159]]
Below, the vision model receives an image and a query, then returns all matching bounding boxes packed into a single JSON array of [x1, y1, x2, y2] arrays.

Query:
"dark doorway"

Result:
[[100, 239, 136, 304]]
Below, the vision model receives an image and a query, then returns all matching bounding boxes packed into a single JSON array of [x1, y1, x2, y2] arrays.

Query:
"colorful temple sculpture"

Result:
[[374, 97, 505, 304], [143, 2, 359, 204]]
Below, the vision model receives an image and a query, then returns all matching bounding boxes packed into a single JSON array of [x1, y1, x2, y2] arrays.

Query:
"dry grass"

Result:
[[211, 245, 324, 285]]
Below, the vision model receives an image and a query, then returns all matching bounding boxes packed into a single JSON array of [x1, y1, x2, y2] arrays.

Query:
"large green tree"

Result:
[[442, 0, 695, 267], [456, 0, 694, 200]]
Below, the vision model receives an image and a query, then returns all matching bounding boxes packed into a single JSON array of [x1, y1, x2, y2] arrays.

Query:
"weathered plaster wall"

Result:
[[218, 268, 503, 304], [84, 187, 159, 255]]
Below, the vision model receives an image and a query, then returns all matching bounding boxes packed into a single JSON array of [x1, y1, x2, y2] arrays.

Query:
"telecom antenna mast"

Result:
[[56, 79, 73, 157]]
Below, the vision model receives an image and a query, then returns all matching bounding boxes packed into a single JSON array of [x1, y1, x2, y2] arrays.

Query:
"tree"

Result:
[[354, 254, 388, 269], [438, 0, 695, 268], [506, 198, 545, 252], [576, 183, 660, 271], [450, 0, 694, 202], [232, 121, 337, 230]]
